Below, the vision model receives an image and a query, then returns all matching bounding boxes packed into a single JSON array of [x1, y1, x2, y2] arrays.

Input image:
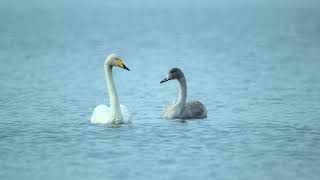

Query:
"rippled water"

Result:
[[1, 0, 320, 179]]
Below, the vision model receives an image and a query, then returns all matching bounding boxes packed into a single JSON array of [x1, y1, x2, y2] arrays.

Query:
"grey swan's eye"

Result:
[[171, 70, 177, 74]]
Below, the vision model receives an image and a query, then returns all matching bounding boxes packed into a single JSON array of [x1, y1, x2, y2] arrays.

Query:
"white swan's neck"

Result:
[[177, 74, 187, 106], [105, 65, 123, 121]]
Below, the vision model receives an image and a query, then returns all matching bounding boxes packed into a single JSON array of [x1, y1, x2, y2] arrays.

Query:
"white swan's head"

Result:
[[105, 54, 130, 71], [160, 67, 184, 83]]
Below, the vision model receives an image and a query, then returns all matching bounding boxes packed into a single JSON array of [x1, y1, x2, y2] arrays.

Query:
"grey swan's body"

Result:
[[160, 67, 207, 119]]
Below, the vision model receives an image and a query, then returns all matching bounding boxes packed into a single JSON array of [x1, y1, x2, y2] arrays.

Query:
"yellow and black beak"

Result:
[[117, 59, 130, 71]]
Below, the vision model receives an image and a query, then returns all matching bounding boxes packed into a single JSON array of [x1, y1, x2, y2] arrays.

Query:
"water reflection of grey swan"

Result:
[[91, 54, 131, 124], [160, 67, 207, 119]]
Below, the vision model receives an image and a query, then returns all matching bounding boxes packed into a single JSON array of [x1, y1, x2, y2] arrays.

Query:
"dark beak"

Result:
[[123, 64, 130, 71], [160, 77, 169, 84]]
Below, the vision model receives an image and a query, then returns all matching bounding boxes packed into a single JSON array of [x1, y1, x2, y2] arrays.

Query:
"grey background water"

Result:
[[1, 0, 320, 179]]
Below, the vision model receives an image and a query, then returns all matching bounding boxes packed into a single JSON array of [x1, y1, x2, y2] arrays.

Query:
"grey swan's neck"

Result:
[[105, 65, 123, 120], [176, 73, 187, 106]]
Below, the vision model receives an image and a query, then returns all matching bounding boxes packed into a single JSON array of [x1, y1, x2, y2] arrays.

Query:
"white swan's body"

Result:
[[91, 104, 131, 124], [161, 67, 207, 119], [91, 54, 131, 124]]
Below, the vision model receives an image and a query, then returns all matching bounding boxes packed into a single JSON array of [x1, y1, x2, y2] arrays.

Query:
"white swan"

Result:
[[160, 67, 207, 119], [91, 54, 131, 124]]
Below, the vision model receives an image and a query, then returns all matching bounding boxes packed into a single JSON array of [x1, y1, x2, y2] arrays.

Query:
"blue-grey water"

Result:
[[1, 0, 320, 179]]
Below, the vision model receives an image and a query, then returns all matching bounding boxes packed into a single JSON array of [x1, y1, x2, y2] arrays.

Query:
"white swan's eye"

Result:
[[117, 59, 124, 67], [115, 59, 130, 71]]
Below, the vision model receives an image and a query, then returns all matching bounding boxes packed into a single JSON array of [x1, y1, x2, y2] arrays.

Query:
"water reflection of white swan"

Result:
[[91, 54, 131, 124], [160, 67, 207, 119]]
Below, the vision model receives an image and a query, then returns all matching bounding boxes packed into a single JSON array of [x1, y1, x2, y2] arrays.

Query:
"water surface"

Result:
[[1, 0, 320, 179]]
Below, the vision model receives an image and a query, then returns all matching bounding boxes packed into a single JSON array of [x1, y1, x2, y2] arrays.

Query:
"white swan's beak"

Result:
[[122, 64, 130, 71], [117, 59, 130, 71]]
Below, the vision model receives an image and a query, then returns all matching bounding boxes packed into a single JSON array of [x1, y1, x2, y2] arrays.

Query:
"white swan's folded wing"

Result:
[[91, 104, 111, 124]]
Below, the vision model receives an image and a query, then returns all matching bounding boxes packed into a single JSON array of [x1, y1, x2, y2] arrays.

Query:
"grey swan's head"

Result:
[[160, 67, 184, 83]]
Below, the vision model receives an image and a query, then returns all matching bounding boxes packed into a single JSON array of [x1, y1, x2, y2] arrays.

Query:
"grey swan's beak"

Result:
[[160, 77, 169, 84]]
